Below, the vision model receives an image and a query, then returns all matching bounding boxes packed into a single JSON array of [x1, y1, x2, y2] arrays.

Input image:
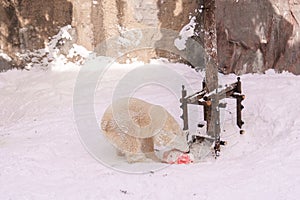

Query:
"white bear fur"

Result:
[[101, 97, 189, 163]]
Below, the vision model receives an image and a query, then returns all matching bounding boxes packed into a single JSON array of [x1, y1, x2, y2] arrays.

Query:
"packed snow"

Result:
[[174, 16, 196, 50], [0, 58, 300, 199], [0, 50, 12, 62]]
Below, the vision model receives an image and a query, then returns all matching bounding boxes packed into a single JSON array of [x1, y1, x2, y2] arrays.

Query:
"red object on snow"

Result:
[[176, 154, 193, 164]]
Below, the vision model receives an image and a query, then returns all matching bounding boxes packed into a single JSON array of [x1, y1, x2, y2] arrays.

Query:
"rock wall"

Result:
[[216, 0, 299, 75], [0, 0, 300, 74], [0, 0, 73, 68]]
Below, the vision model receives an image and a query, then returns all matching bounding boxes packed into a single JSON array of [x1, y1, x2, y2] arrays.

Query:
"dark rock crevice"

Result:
[[91, 0, 104, 47], [116, 0, 126, 27]]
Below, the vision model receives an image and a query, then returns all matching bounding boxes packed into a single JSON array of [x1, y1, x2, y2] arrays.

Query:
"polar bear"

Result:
[[101, 97, 191, 163]]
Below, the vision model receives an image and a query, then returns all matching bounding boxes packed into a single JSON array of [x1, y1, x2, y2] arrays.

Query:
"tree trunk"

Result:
[[203, 0, 220, 142]]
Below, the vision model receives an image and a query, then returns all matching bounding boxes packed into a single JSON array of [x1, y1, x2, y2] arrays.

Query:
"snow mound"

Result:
[[18, 25, 91, 71], [0, 61, 300, 199]]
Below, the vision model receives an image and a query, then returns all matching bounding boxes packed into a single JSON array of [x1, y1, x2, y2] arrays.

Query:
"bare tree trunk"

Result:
[[203, 0, 218, 91], [203, 0, 220, 144]]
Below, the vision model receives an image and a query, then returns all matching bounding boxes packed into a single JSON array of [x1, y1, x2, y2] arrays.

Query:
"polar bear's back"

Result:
[[101, 97, 188, 162]]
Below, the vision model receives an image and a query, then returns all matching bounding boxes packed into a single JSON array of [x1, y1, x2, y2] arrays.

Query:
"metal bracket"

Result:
[[180, 77, 245, 155]]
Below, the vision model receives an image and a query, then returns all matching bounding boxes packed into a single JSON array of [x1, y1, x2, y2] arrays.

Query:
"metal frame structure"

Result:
[[179, 0, 245, 157], [180, 77, 245, 156]]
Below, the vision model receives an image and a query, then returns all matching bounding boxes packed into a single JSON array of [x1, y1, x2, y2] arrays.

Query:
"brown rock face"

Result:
[[1, 0, 300, 74], [216, 0, 298, 74], [0, 0, 72, 69], [18, 0, 72, 50]]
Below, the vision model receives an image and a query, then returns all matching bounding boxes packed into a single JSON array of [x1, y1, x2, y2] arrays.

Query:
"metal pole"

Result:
[[180, 85, 189, 131]]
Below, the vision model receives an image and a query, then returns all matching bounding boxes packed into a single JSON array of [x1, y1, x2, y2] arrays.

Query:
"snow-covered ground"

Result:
[[0, 60, 300, 199]]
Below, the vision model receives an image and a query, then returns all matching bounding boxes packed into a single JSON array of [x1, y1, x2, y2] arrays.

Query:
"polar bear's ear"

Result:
[[149, 105, 168, 133]]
